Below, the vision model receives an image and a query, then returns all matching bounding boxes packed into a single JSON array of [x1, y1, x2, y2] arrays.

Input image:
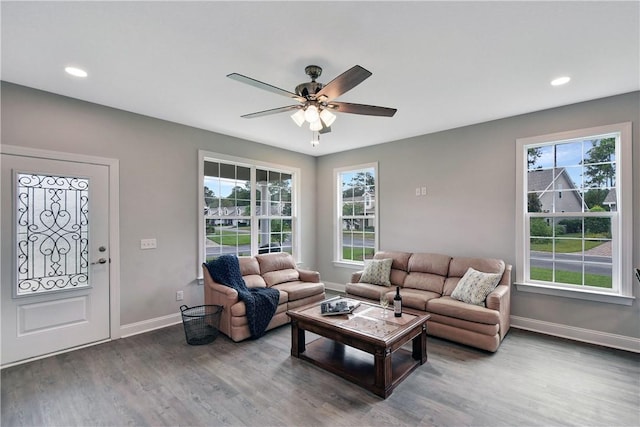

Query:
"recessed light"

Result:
[[65, 66, 88, 78], [551, 76, 571, 86]]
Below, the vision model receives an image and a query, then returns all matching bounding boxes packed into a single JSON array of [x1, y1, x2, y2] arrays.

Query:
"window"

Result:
[[199, 151, 298, 266], [335, 163, 378, 265], [515, 123, 633, 305]]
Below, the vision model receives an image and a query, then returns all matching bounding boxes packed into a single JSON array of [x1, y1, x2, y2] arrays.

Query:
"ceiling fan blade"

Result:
[[240, 105, 301, 119], [319, 125, 331, 134], [227, 73, 306, 102], [315, 65, 372, 102], [329, 102, 397, 117]]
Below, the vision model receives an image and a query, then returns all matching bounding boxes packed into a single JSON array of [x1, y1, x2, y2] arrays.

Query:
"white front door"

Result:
[[1, 153, 111, 366]]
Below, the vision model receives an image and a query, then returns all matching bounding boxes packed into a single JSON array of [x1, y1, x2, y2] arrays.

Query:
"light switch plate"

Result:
[[140, 238, 157, 250]]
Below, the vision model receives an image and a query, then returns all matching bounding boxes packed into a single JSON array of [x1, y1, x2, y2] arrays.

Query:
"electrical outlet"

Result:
[[176, 291, 184, 301], [415, 187, 421, 196], [140, 238, 157, 250], [421, 186, 427, 196]]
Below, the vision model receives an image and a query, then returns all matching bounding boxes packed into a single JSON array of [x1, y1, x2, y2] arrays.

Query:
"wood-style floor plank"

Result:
[[2, 321, 638, 426]]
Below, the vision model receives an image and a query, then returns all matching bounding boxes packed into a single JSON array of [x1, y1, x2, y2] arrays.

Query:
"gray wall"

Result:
[[317, 91, 640, 340], [3, 81, 638, 342], [1, 82, 317, 326]]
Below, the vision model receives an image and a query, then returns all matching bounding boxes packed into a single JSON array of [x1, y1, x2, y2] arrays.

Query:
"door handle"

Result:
[[91, 258, 107, 265]]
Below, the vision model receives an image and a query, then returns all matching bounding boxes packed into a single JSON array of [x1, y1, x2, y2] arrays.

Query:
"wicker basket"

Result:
[[180, 304, 223, 345]]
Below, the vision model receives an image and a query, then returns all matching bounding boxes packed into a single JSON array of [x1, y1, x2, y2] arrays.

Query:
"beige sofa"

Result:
[[346, 251, 512, 352], [203, 252, 325, 342]]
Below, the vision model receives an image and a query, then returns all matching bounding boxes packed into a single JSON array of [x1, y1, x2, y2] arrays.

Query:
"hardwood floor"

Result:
[[2, 322, 639, 426]]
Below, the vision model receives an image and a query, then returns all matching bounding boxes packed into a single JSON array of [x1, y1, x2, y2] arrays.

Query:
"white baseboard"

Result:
[[510, 315, 640, 353], [120, 312, 182, 338], [324, 282, 346, 293]]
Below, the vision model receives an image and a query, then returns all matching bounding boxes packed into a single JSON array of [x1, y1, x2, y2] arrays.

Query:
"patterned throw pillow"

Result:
[[451, 267, 504, 307], [359, 258, 393, 287]]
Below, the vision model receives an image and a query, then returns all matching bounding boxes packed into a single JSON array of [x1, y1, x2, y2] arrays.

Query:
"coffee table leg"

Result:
[[412, 323, 428, 364], [374, 347, 392, 397], [290, 319, 306, 357]]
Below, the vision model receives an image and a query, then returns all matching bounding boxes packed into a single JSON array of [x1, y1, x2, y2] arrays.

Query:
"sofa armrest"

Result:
[[351, 270, 363, 283], [202, 266, 239, 306], [206, 281, 239, 303], [297, 268, 320, 283], [486, 284, 511, 340]]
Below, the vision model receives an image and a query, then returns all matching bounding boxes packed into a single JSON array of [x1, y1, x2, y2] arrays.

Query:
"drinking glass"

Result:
[[380, 294, 389, 316]]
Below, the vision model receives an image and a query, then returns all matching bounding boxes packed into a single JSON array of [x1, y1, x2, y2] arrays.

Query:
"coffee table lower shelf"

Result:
[[297, 336, 422, 398]]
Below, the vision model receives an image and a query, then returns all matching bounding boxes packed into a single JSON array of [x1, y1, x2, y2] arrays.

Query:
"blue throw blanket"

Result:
[[204, 255, 280, 339]]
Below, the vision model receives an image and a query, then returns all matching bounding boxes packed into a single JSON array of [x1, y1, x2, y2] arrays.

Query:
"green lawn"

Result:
[[530, 267, 612, 288], [342, 231, 375, 239], [342, 247, 374, 261], [207, 229, 251, 245], [530, 239, 606, 253]]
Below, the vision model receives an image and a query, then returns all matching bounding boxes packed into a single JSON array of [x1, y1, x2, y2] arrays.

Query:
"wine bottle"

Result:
[[394, 286, 402, 317]]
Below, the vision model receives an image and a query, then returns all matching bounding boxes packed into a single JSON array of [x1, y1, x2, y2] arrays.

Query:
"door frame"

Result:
[[1, 145, 121, 362]]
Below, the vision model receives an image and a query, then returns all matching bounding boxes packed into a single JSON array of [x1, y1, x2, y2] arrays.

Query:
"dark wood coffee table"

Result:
[[287, 300, 430, 398]]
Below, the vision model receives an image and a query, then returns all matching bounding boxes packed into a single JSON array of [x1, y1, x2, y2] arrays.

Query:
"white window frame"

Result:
[[515, 122, 634, 305], [333, 162, 379, 267], [197, 150, 300, 276]]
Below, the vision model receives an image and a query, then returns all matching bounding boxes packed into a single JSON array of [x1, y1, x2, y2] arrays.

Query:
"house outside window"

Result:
[[335, 163, 378, 265], [199, 151, 298, 266], [515, 123, 633, 305]]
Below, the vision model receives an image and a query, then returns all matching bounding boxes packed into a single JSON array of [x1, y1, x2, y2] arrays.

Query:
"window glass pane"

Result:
[[530, 217, 552, 238], [219, 163, 235, 180], [553, 258, 584, 286], [16, 174, 90, 295], [555, 140, 582, 167], [583, 137, 616, 190], [205, 218, 252, 260], [584, 262, 612, 289], [529, 258, 553, 282], [585, 216, 611, 238], [203, 161, 219, 177], [527, 145, 553, 170], [237, 165, 250, 181], [563, 166, 583, 190]]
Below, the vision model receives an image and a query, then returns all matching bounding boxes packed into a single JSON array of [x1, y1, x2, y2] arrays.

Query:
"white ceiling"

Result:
[[2, 1, 638, 156]]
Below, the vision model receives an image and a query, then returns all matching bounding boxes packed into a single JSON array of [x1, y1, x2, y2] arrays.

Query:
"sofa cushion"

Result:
[[359, 258, 393, 286], [345, 282, 390, 300], [243, 274, 267, 288], [427, 296, 501, 325], [451, 267, 504, 306], [239, 256, 261, 276], [408, 252, 451, 276], [230, 290, 288, 317], [256, 252, 297, 274], [404, 272, 446, 294], [374, 251, 411, 271], [262, 268, 299, 287], [396, 288, 441, 311], [448, 257, 505, 278], [272, 281, 324, 301]]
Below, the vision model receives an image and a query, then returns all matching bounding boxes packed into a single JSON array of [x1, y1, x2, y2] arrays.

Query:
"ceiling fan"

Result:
[[227, 65, 397, 144]]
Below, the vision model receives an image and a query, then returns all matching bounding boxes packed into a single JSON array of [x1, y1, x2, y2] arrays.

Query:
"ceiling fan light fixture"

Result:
[[291, 109, 305, 126], [319, 108, 336, 127], [309, 119, 323, 132], [304, 105, 319, 123], [310, 132, 320, 147]]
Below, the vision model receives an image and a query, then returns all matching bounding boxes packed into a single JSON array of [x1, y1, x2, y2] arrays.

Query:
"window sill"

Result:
[[332, 261, 364, 269], [515, 282, 635, 306]]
